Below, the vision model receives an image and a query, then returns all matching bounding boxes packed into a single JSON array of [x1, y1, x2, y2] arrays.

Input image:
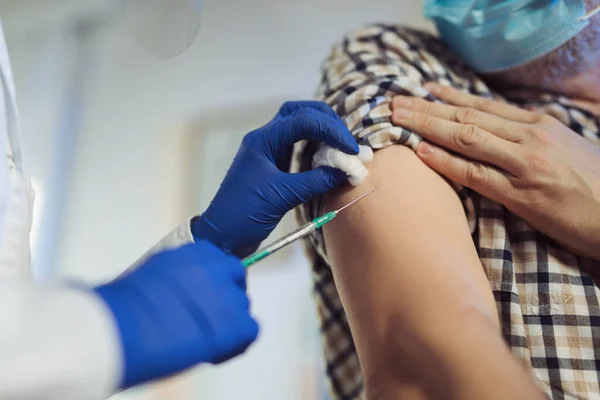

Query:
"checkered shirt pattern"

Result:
[[290, 24, 600, 400]]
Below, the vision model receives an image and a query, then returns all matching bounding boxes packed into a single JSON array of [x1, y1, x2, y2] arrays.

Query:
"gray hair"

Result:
[[486, 0, 600, 91]]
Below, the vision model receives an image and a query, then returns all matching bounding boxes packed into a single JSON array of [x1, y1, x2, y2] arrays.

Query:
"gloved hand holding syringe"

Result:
[[95, 101, 367, 390], [191, 101, 364, 258], [242, 189, 375, 267]]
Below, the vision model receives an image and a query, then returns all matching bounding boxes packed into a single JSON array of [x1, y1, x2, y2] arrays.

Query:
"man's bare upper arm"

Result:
[[322, 145, 498, 393]]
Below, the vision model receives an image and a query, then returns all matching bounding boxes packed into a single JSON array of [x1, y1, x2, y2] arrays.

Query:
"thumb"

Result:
[[284, 167, 348, 208]]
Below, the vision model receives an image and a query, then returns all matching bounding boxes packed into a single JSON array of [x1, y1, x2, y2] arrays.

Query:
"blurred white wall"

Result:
[[60, 0, 431, 281], [1, 1, 431, 399]]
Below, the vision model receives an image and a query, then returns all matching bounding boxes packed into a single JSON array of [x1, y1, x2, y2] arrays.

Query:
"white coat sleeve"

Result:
[[0, 220, 196, 400], [121, 219, 196, 276], [0, 282, 122, 400]]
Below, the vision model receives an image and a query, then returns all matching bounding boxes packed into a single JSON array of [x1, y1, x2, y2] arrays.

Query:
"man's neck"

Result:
[[557, 68, 600, 114], [487, 60, 600, 115]]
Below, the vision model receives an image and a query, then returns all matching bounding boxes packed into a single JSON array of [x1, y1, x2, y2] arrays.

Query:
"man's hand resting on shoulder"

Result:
[[392, 83, 600, 261]]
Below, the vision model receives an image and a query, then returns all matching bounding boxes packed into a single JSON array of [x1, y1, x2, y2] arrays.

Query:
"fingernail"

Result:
[[424, 82, 440, 94], [417, 142, 434, 156], [394, 109, 412, 120], [394, 96, 413, 108]]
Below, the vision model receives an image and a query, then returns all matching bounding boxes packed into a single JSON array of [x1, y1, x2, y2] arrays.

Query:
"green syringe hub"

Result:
[[312, 211, 338, 228]]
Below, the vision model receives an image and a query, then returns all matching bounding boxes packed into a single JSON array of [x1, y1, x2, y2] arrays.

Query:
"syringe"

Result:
[[242, 188, 375, 268]]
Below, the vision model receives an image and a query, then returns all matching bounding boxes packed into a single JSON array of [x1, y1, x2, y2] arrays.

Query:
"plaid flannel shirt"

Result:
[[291, 24, 600, 400]]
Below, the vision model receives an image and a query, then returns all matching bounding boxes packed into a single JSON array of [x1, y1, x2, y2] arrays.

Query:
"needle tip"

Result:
[[336, 188, 376, 213]]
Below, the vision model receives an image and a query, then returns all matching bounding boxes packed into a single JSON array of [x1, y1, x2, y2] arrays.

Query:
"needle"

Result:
[[335, 188, 375, 213]]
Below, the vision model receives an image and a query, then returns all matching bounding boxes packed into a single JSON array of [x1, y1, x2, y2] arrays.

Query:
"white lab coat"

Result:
[[0, 24, 195, 399]]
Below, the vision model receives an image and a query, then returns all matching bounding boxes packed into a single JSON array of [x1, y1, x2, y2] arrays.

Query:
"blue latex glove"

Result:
[[192, 101, 358, 257], [94, 241, 258, 389]]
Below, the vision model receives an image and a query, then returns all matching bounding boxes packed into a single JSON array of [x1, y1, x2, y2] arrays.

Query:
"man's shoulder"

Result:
[[340, 24, 439, 47], [327, 23, 466, 76]]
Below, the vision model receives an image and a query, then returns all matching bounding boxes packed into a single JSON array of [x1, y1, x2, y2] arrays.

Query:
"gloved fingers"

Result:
[[230, 292, 259, 342], [209, 291, 259, 365], [282, 166, 348, 208], [210, 279, 251, 311], [278, 100, 338, 119], [277, 109, 359, 155], [185, 241, 248, 289], [232, 315, 259, 353], [216, 255, 248, 290], [163, 272, 256, 365], [210, 315, 259, 364]]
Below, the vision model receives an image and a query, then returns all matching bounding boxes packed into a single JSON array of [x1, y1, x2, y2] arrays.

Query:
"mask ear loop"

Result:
[[580, 4, 600, 21]]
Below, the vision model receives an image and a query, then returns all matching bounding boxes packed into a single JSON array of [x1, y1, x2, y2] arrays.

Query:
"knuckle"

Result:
[[455, 107, 478, 123], [292, 107, 313, 118], [434, 85, 449, 97], [525, 126, 550, 144], [465, 162, 486, 185], [241, 294, 251, 309], [247, 319, 260, 341], [510, 155, 553, 200], [281, 100, 294, 109], [456, 124, 481, 148], [291, 110, 316, 128], [242, 131, 257, 146], [505, 175, 537, 207], [473, 97, 492, 111], [513, 180, 546, 208], [418, 114, 436, 131], [525, 152, 552, 174], [538, 114, 557, 126], [278, 101, 296, 115], [411, 97, 429, 112], [526, 110, 544, 124], [524, 190, 546, 207]]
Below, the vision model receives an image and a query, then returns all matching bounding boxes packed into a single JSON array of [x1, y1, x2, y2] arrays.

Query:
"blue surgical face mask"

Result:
[[424, 0, 598, 73]]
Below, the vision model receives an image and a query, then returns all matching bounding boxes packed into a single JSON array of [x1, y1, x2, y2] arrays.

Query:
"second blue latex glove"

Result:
[[192, 101, 358, 257], [94, 241, 258, 389]]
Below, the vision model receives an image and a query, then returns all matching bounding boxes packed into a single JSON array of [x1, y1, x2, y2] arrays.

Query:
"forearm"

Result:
[[0, 282, 120, 399], [367, 312, 544, 400], [323, 146, 540, 399]]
